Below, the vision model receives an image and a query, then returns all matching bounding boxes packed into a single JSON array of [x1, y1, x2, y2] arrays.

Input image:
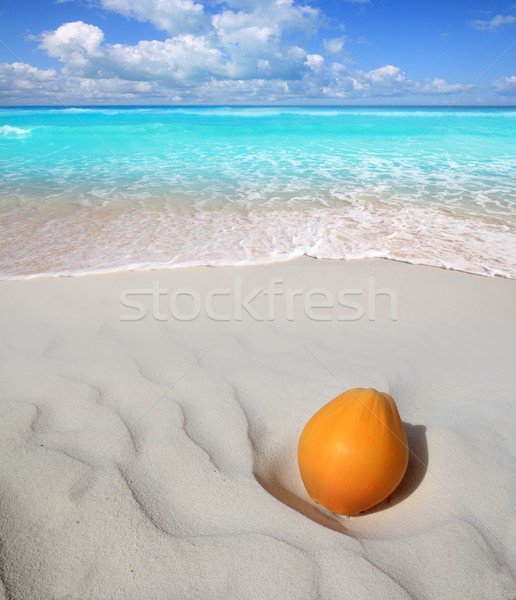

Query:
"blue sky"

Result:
[[0, 0, 515, 105]]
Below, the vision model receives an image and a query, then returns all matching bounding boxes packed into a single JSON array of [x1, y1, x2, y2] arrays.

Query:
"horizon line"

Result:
[[1, 104, 515, 109]]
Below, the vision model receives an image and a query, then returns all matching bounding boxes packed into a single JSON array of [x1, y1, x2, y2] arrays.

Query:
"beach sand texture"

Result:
[[0, 257, 515, 599]]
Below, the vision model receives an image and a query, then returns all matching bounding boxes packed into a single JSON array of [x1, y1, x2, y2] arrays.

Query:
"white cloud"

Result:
[[40, 22, 104, 71], [323, 37, 345, 54], [213, 20, 293, 78], [366, 64, 405, 84], [319, 64, 406, 98], [0, 62, 58, 101], [469, 14, 516, 31], [0, 54, 479, 104], [493, 75, 516, 94], [211, 0, 319, 78], [0, 61, 167, 104], [37, 0, 320, 84], [320, 65, 470, 100], [106, 35, 226, 81], [420, 78, 468, 94], [305, 54, 324, 72], [0, 62, 57, 86], [71, 77, 159, 100], [0, 0, 508, 105], [331, 65, 407, 97], [99, 0, 206, 35], [39, 23, 231, 82]]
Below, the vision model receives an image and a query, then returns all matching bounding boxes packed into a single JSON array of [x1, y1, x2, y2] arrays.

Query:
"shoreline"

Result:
[[1, 252, 514, 282], [3, 104, 515, 284], [0, 257, 515, 599]]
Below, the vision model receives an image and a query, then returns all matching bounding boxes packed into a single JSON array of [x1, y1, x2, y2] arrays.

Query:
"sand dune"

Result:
[[0, 258, 515, 599]]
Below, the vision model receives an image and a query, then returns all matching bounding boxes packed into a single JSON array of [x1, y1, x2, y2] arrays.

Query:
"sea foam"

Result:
[[0, 125, 31, 136]]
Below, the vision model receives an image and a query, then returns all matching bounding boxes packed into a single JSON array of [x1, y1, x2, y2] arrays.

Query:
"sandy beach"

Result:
[[3, 0, 516, 595], [0, 257, 514, 599]]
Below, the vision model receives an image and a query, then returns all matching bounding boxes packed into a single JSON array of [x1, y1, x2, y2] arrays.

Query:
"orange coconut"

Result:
[[298, 388, 408, 515]]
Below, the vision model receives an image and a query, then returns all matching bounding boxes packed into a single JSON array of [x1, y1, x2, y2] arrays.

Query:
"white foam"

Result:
[[0, 125, 31, 136], [0, 201, 514, 280]]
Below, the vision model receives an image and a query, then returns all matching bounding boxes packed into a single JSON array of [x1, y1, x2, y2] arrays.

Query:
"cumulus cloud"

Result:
[[337, 65, 408, 97], [305, 54, 324, 72], [40, 21, 105, 70], [37, 0, 320, 84], [70, 77, 160, 100], [0, 62, 58, 102], [365, 65, 405, 84], [469, 14, 516, 31], [101, 35, 226, 81], [420, 78, 468, 94], [0, 0, 488, 104], [320, 64, 469, 100], [40, 26, 216, 82], [493, 75, 516, 94], [211, 0, 317, 79], [0, 61, 167, 104], [98, 0, 206, 35], [0, 62, 57, 86]]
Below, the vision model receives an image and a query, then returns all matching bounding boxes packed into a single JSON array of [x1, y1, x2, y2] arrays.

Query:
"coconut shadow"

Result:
[[256, 422, 427, 531]]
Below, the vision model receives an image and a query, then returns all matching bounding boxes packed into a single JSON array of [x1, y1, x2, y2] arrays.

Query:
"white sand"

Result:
[[0, 257, 515, 599]]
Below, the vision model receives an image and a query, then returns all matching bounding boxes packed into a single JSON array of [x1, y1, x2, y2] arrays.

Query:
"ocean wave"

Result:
[[0, 125, 31, 136], [0, 202, 514, 280]]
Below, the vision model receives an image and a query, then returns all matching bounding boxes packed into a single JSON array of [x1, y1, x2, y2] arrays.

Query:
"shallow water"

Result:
[[1, 106, 515, 278]]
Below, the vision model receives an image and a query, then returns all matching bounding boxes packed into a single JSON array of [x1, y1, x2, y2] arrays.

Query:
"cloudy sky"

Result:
[[0, 0, 515, 105]]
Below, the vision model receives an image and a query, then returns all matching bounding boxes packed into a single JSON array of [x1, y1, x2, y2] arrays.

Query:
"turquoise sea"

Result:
[[0, 106, 515, 279]]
